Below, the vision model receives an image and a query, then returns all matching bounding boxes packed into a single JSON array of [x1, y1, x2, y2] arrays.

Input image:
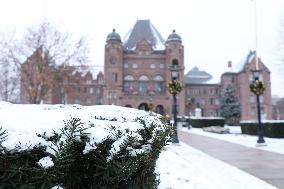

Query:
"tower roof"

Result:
[[166, 30, 182, 42], [185, 67, 215, 84], [123, 20, 165, 50], [106, 29, 121, 42]]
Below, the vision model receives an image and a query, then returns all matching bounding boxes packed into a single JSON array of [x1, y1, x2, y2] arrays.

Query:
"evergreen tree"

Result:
[[220, 85, 241, 125]]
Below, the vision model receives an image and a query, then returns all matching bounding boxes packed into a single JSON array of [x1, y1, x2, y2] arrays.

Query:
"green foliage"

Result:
[[241, 122, 284, 138], [220, 85, 241, 125], [0, 126, 8, 145], [0, 116, 171, 189], [190, 118, 225, 128]]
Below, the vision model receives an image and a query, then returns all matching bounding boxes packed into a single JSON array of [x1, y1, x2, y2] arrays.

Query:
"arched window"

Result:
[[154, 75, 164, 94], [138, 103, 149, 111], [139, 75, 149, 81], [124, 75, 134, 81], [154, 75, 164, 81], [123, 75, 135, 94], [139, 75, 149, 95], [155, 105, 165, 115], [172, 59, 179, 67]]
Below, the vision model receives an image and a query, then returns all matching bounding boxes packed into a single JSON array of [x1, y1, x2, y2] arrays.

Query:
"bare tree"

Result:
[[0, 31, 20, 102], [0, 20, 90, 104]]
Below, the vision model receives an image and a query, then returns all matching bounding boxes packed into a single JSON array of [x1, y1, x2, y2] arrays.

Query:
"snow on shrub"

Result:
[[0, 104, 171, 188]]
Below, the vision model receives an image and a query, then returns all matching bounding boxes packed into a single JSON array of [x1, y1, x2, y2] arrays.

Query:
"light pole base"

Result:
[[256, 142, 267, 147]]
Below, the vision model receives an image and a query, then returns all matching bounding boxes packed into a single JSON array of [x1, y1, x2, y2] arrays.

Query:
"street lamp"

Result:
[[250, 69, 266, 146], [167, 65, 182, 143]]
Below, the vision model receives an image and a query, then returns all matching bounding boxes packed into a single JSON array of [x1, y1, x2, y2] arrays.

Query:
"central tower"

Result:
[[103, 20, 185, 116]]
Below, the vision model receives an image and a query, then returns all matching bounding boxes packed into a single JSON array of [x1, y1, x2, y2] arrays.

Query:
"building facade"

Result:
[[103, 20, 185, 116], [20, 20, 273, 121]]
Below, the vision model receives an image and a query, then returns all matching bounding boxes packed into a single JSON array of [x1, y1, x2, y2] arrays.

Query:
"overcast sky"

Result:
[[0, 0, 284, 97]]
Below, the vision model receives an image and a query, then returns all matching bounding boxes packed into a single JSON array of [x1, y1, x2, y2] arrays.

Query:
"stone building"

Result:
[[220, 51, 273, 120], [20, 46, 104, 105], [103, 20, 185, 116], [184, 67, 221, 117], [20, 19, 273, 121]]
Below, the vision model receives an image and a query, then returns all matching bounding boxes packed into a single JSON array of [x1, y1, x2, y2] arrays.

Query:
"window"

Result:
[[215, 99, 219, 105], [249, 96, 254, 103], [89, 88, 94, 94], [250, 106, 256, 116], [150, 63, 156, 69], [160, 63, 165, 69], [96, 88, 101, 94], [210, 98, 214, 105], [110, 57, 117, 64], [86, 80, 92, 84], [132, 63, 138, 69], [124, 75, 135, 94], [124, 75, 134, 81], [172, 59, 179, 67], [154, 75, 164, 94], [84, 87, 87, 93], [110, 72, 118, 82], [124, 63, 129, 69], [260, 95, 264, 103], [139, 75, 149, 95]]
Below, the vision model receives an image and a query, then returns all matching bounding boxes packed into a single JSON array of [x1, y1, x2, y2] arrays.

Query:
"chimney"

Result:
[[228, 61, 232, 68]]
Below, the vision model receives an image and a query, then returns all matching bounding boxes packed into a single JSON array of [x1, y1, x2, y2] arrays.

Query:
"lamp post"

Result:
[[168, 65, 182, 143], [250, 0, 266, 146], [250, 70, 266, 145]]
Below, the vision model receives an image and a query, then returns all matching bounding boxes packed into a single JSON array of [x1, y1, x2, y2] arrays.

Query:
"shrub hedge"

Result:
[[188, 117, 225, 128], [0, 116, 172, 189], [241, 121, 284, 138]]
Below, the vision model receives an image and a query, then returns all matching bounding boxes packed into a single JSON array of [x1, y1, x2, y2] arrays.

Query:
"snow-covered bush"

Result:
[[0, 113, 171, 188]]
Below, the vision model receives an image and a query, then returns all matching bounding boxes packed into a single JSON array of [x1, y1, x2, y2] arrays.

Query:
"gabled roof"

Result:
[[185, 67, 219, 84], [225, 50, 256, 73], [123, 20, 165, 50]]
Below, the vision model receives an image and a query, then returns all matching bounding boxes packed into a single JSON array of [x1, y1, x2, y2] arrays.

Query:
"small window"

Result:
[[160, 63, 165, 69], [124, 63, 129, 69], [150, 63, 156, 69], [89, 88, 94, 94], [132, 64, 138, 69], [110, 57, 117, 64]]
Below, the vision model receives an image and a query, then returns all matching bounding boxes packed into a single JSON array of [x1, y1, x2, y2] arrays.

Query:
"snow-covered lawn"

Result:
[[0, 102, 280, 189]]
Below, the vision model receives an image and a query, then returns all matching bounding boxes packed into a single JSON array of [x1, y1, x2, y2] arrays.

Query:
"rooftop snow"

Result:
[[123, 20, 165, 50]]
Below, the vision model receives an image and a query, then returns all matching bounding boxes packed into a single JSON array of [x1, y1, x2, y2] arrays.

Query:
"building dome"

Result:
[[106, 29, 121, 42], [166, 30, 182, 42]]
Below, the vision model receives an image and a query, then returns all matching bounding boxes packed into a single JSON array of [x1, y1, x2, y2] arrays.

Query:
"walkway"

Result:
[[179, 131, 284, 189]]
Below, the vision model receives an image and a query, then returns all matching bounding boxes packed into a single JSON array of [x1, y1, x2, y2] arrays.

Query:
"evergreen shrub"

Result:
[[241, 121, 284, 138], [189, 117, 225, 128], [0, 116, 172, 189]]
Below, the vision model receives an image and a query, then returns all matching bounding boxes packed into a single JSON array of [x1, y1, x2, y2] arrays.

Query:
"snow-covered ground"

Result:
[[156, 142, 277, 189], [0, 102, 281, 189]]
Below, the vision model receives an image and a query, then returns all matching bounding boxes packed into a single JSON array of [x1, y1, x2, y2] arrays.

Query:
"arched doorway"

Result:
[[125, 104, 132, 108], [155, 105, 165, 115], [138, 103, 149, 111]]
